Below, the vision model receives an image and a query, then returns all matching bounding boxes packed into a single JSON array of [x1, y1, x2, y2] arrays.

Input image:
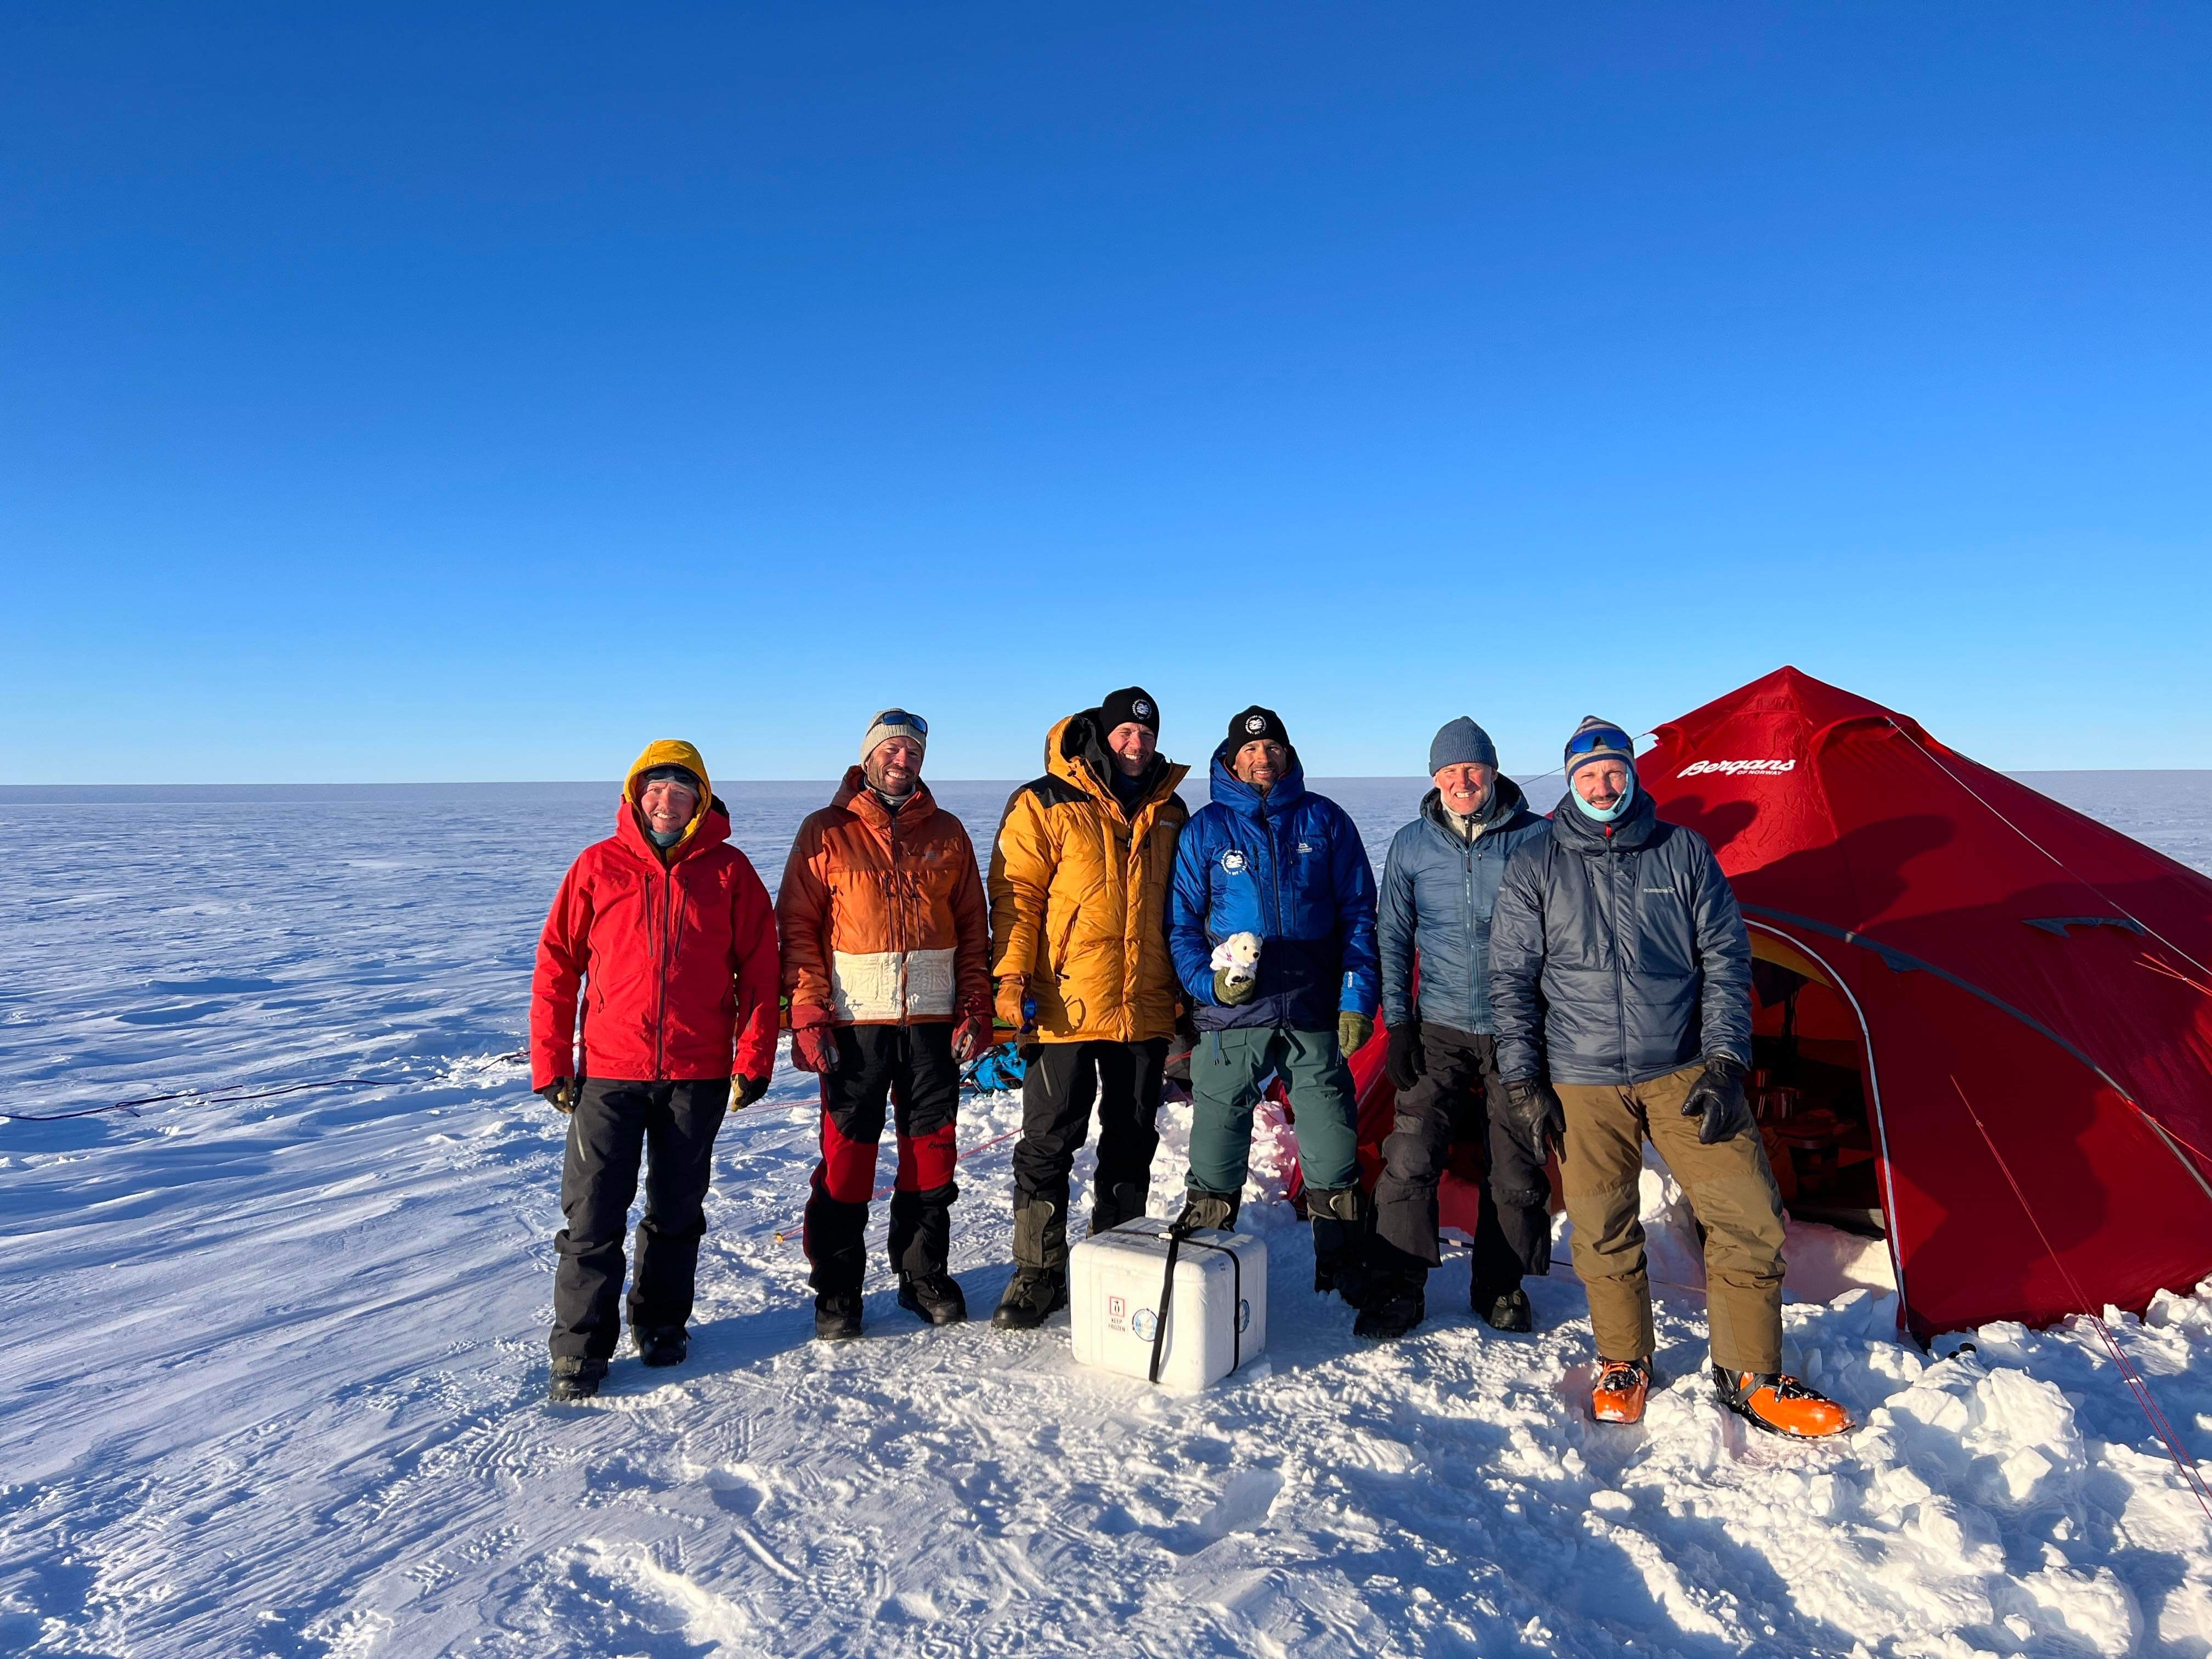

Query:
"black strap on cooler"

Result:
[[1146, 1227, 1243, 1385]]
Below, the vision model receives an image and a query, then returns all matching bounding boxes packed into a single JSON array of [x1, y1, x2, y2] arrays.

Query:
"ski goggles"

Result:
[[870, 709, 929, 735], [1565, 724, 1634, 757]]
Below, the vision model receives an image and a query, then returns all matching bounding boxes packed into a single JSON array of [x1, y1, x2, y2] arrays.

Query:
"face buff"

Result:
[[1572, 770, 1637, 824]]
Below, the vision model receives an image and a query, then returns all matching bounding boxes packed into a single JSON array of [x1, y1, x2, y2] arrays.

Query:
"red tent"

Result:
[[1315, 667, 2212, 1338]]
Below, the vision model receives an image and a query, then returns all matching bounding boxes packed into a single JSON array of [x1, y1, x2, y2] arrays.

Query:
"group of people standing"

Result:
[[528, 695, 1848, 1440]]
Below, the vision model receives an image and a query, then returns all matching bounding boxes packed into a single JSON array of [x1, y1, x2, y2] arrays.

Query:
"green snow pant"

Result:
[[1186, 1026, 1360, 1198]]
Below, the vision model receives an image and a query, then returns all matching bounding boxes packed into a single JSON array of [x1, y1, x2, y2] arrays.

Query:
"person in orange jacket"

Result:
[[778, 709, 994, 1339], [531, 741, 780, 1402]]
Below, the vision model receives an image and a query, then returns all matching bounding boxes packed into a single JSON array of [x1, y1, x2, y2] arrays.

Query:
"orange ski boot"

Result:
[[1590, 1356, 1652, 1424], [1713, 1368, 1851, 1438]]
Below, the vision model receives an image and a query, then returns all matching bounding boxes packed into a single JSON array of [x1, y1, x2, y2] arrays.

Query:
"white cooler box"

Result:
[[1069, 1217, 1267, 1392]]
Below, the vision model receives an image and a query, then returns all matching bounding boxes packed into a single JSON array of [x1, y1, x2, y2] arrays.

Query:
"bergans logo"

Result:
[[1677, 759, 1797, 778]]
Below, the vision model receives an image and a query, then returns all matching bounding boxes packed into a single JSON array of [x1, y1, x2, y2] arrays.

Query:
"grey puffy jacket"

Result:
[[1378, 776, 1550, 1036], [1488, 786, 1752, 1086]]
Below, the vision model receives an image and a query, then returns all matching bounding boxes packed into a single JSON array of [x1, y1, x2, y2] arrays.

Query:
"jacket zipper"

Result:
[[889, 806, 907, 1029], [654, 861, 676, 1080]]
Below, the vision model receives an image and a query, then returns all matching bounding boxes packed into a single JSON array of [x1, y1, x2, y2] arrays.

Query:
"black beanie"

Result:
[[1099, 686, 1160, 735], [639, 764, 703, 795], [1226, 705, 1289, 749]]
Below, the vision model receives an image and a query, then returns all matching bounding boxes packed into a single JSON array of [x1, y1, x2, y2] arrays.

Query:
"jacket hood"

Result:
[[620, 738, 719, 860], [1548, 775, 1660, 852], [1047, 712, 1187, 816], [1419, 772, 1530, 836], [1207, 740, 1306, 818], [830, 764, 939, 829]]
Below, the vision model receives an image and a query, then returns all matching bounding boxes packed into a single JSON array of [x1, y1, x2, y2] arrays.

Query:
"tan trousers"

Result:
[[1556, 1062, 1788, 1374]]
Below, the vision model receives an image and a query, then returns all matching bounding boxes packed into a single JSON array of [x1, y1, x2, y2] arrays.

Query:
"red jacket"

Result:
[[531, 796, 780, 1088]]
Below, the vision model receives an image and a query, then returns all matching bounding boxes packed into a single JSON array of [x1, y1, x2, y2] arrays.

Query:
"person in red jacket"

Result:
[[531, 740, 780, 1402]]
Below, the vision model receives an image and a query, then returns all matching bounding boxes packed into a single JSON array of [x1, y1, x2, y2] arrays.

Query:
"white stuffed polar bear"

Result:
[[1209, 931, 1262, 990]]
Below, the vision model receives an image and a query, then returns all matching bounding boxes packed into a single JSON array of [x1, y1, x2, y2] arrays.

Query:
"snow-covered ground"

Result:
[[4, 775, 2211, 1658]]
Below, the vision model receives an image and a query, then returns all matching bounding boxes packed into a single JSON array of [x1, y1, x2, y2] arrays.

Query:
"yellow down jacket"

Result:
[[988, 713, 1190, 1044]]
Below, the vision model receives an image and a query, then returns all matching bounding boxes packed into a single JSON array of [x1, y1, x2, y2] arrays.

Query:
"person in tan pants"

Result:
[[1488, 716, 1847, 1437]]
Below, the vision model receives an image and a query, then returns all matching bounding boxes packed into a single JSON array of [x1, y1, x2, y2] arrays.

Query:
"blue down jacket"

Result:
[[1377, 775, 1551, 1036], [1169, 746, 1380, 1032], [1488, 784, 1752, 1086]]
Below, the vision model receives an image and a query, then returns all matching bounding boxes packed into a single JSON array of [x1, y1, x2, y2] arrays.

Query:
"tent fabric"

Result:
[[1310, 667, 2212, 1338]]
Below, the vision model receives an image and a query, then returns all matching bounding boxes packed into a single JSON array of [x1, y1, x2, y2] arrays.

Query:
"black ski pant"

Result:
[[803, 1022, 960, 1294], [1372, 1026, 1551, 1296], [1009, 1037, 1169, 1266], [551, 1077, 727, 1362]]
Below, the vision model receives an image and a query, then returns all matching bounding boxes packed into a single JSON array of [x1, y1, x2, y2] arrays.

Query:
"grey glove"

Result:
[[1680, 1056, 1753, 1144], [1213, 967, 1260, 1006], [730, 1074, 769, 1110]]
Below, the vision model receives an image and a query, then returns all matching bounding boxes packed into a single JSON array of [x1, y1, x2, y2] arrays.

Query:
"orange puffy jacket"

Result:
[[531, 741, 781, 1088], [777, 770, 991, 1028], [989, 713, 1190, 1043]]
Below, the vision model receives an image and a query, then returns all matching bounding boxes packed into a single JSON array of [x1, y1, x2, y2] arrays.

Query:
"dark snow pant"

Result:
[[1009, 1037, 1169, 1268], [803, 1023, 960, 1294], [551, 1077, 727, 1362], [1186, 1026, 1359, 1197], [1372, 1026, 1552, 1296]]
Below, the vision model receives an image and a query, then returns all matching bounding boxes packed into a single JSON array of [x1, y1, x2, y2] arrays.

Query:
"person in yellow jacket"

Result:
[[987, 687, 1190, 1328]]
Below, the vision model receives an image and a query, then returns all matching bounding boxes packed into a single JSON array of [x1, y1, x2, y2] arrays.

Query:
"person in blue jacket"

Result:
[[1362, 717, 1554, 1341], [1169, 705, 1380, 1301]]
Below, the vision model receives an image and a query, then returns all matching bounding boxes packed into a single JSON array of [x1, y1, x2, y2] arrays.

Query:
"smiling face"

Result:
[[865, 736, 924, 795], [1573, 760, 1632, 811], [1233, 739, 1288, 791], [1105, 721, 1156, 777], [1434, 762, 1495, 818], [638, 778, 699, 837]]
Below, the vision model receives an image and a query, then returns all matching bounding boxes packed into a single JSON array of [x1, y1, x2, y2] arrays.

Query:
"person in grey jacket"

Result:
[[1362, 718, 1554, 1340], [1488, 717, 1847, 1438]]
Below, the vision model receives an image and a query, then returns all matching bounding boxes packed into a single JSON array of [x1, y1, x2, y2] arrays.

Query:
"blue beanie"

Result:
[[1428, 716, 1499, 776]]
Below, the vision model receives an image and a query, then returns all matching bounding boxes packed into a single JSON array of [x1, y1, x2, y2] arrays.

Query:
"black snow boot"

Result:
[[635, 1325, 689, 1368], [992, 1267, 1068, 1329], [1353, 1271, 1426, 1340], [995, 1197, 1069, 1329], [1090, 1178, 1150, 1237], [548, 1356, 608, 1403], [1307, 1185, 1372, 1306], [1475, 1286, 1534, 1334], [814, 1290, 864, 1341], [1173, 1189, 1242, 1234], [898, 1271, 969, 1326]]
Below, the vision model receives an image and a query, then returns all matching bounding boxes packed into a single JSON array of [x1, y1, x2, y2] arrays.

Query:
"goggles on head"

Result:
[[872, 709, 928, 736], [1566, 725, 1634, 758]]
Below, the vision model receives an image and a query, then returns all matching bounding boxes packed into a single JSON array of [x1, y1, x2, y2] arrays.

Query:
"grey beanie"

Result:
[[1428, 716, 1499, 776]]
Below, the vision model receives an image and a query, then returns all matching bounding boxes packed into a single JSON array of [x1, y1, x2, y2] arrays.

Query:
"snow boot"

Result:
[[1173, 1189, 1241, 1234], [1090, 1178, 1149, 1237], [814, 1291, 864, 1341], [992, 1267, 1068, 1329], [1307, 1185, 1371, 1306], [1712, 1367, 1851, 1438], [1475, 1286, 1534, 1334], [548, 1356, 607, 1403], [1353, 1271, 1426, 1340], [634, 1325, 688, 1368], [898, 1271, 969, 1326], [1591, 1356, 1653, 1424]]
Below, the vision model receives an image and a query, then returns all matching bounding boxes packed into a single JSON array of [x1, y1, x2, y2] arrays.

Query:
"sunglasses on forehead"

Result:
[[873, 710, 928, 735], [1566, 725, 1634, 757]]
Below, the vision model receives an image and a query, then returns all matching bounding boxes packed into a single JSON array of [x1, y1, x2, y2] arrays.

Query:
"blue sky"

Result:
[[5, 3, 2207, 782]]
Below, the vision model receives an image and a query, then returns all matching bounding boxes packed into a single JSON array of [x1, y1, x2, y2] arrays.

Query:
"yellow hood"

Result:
[[624, 738, 713, 852]]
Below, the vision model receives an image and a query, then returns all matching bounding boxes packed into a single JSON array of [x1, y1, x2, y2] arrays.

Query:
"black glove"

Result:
[[1384, 1023, 1426, 1092], [1680, 1056, 1753, 1144], [730, 1074, 769, 1110], [539, 1077, 578, 1115], [1501, 1076, 1566, 1161]]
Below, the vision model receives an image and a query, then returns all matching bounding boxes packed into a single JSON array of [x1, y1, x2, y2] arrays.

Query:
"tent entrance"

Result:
[[1749, 934, 1887, 1238]]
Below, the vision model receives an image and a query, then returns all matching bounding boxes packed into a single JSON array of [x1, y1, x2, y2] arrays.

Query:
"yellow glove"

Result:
[[1338, 1011, 1374, 1056], [994, 975, 1032, 1032]]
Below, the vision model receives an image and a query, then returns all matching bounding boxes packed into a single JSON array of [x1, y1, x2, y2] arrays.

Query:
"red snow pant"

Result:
[[803, 1022, 960, 1293]]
